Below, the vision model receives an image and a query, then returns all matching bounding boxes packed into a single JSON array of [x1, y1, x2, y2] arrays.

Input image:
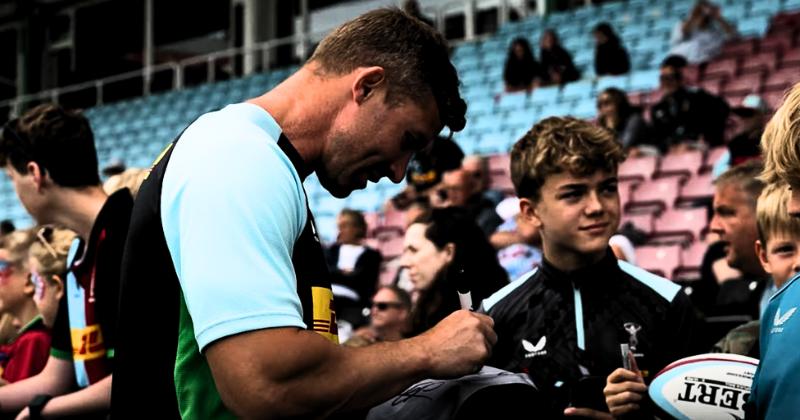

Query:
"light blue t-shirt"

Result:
[[749, 272, 800, 418], [160, 103, 309, 351]]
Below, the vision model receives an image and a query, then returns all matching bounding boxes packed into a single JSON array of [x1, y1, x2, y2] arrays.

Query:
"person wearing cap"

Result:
[[729, 95, 770, 164]]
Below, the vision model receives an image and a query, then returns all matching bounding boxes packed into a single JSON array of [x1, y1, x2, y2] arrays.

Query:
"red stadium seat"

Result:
[[619, 180, 635, 210], [782, 48, 800, 68], [720, 39, 757, 58], [656, 150, 704, 179], [653, 207, 709, 243], [635, 245, 682, 279], [764, 68, 800, 92], [674, 241, 708, 280], [627, 177, 683, 213], [703, 57, 739, 81], [677, 172, 714, 207], [722, 72, 765, 97], [739, 52, 779, 75], [619, 156, 658, 182], [764, 90, 788, 109], [759, 35, 795, 55]]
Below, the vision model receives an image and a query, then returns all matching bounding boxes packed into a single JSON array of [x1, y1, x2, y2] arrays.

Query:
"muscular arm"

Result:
[[207, 310, 495, 419], [0, 356, 74, 412], [37, 375, 111, 417]]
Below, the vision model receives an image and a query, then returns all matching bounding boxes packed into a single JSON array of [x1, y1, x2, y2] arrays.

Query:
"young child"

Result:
[[27, 227, 76, 330], [481, 116, 696, 418], [0, 229, 49, 383], [713, 183, 800, 357]]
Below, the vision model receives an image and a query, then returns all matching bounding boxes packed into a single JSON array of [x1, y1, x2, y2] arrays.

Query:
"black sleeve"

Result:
[[661, 291, 700, 369], [328, 248, 382, 304]]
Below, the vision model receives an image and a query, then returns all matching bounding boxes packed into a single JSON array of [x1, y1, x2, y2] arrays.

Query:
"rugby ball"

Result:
[[648, 353, 758, 420]]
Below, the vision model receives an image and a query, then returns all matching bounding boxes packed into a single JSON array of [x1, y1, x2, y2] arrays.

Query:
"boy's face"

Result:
[[521, 170, 619, 267], [757, 233, 800, 289]]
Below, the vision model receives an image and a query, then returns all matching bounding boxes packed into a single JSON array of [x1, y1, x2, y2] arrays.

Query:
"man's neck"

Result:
[[46, 186, 108, 241], [247, 64, 345, 172]]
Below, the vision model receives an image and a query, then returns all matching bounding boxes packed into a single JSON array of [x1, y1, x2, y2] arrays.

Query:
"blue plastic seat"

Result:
[[629, 69, 660, 92], [529, 86, 561, 106], [596, 74, 630, 91], [561, 79, 595, 100]]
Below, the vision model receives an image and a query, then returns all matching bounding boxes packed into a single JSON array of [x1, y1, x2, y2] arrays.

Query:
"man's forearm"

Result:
[[0, 358, 73, 412], [39, 375, 111, 418]]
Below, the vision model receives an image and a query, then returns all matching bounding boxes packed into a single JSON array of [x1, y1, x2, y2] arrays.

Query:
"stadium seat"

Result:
[[497, 92, 528, 112], [677, 172, 714, 207], [627, 177, 683, 213], [781, 47, 800, 67], [653, 207, 709, 243], [674, 241, 708, 280], [764, 67, 799, 91], [561, 80, 595, 100], [620, 212, 654, 236], [618, 156, 658, 182], [759, 34, 796, 53], [376, 234, 405, 259], [656, 150, 704, 179], [723, 72, 765, 97], [739, 51, 779, 74], [721, 39, 757, 58], [704, 146, 729, 171], [635, 245, 682, 279], [703, 57, 739, 81]]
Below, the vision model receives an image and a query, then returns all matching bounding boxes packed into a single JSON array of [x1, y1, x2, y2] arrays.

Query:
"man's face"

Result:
[[659, 66, 683, 95], [757, 233, 800, 289], [317, 88, 442, 199], [336, 214, 361, 245], [370, 288, 408, 330], [710, 184, 761, 275], [523, 170, 620, 265], [438, 170, 473, 208], [5, 164, 46, 224]]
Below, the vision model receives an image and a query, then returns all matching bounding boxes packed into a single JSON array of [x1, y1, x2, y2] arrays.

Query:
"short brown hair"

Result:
[[309, 8, 466, 133], [511, 117, 625, 200], [761, 82, 800, 187], [756, 183, 800, 245], [715, 160, 765, 207], [339, 208, 368, 240]]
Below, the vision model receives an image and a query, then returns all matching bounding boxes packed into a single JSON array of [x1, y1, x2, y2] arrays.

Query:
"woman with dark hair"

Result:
[[596, 87, 650, 150], [400, 208, 508, 336], [503, 37, 542, 93], [539, 29, 580, 86], [593, 22, 630, 76]]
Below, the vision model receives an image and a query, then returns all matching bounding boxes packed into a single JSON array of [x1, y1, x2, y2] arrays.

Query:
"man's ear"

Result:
[[26, 161, 45, 192], [352, 67, 386, 104], [519, 197, 543, 229]]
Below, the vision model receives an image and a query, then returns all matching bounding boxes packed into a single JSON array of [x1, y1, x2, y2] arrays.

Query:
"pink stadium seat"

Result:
[[653, 207, 709, 243], [759, 35, 795, 54], [721, 39, 757, 58], [626, 177, 683, 213], [764, 68, 799, 92], [656, 150, 704, 179], [699, 79, 724, 95], [620, 212, 654, 236], [769, 12, 800, 34], [364, 212, 380, 237], [764, 90, 788, 109], [703, 146, 728, 171], [635, 245, 682, 279], [739, 52, 779, 75], [703, 57, 739, 81], [618, 156, 657, 182], [487, 154, 514, 194], [677, 172, 714, 206], [722, 72, 765, 97], [674, 241, 708, 280], [377, 233, 404, 259], [489, 171, 515, 195], [378, 208, 406, 234], [619, 180, 634, 210], [782, 48, 800, 68]]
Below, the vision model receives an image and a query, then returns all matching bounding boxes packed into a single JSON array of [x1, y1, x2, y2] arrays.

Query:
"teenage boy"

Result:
[[481, 117, 696, 418]]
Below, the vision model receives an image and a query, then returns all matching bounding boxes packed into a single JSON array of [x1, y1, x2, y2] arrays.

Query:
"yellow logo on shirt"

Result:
[[70, 324, 106, 361], [311, 287, 339, 344], [143, 143, 174, 180]]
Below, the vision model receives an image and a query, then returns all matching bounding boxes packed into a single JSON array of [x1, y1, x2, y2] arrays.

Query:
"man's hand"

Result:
[[563, 407, 613, 419], [412, 310, 496, 378], [14, 407, 29, 420], [604, 368, 647, 417]]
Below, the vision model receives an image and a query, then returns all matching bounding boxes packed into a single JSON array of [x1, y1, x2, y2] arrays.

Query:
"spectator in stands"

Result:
[[750, 81, 800, 418], [344, 286, 411, 347], [596, 87, 651, 151], [112, 10, 495, 419], [481, 117, 696, 418], [539, 29, 581, 86], [492, 211, 542, 281], [728, 94, 770, 165], [27, 227, 74, 330], [593, 23, 630, 76], [103, 167, 148, 199], [651, 55, 730, 151], [462, 154, 505, 206], [503, 37, 542, 93], [713, 183, 800, 357], [0, 220, 15, 236], [389, 135, 464, 211], [325, 209, 382, 330], [402, 208, 507, 336], [0, 229, 49, 385], [0, 103, 133, 418], [669, 0, 737, 64], [708, 162, 771, 322], [431, 169, 504, 236]]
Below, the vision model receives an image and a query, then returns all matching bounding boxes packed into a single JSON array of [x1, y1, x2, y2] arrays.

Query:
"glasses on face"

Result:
[[372, 301, 404, 311], [36, 226, 58, 259]]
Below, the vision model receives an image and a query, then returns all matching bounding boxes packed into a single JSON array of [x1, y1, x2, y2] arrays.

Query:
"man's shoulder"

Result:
[[481, 268, 540, 316]]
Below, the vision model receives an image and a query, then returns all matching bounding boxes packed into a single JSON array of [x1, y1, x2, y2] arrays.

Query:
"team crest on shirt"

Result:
[[311, 287, 339, 343]]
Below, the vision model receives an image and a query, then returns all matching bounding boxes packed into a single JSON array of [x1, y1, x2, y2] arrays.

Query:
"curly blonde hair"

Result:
[[511, 116, 626, 200], [761, 82, 800, 187], [28, 228, 76, 283]]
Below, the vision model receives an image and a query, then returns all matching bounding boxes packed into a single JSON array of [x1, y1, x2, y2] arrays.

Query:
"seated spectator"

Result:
[[27, 227, 75, 330], [343, 286, 411, 347], [596, 87, 651, 150], [593, 23, 630, 76], [0, 229, 50, 384], [431, 169, 503, 236], [669, 0, 737, 64], [729, 95, 770, 165], [713, 183, 800, 357], [503, 37, 542, 93], [325, 209, 382, 331], [539, 29, 580, 86], [0, 220, 14, 237], [462, 155, 505, 206], [401, 208, 507, 335], [389, 135, 464, 211], [651, 55, 730, 151], [493, 211, 542, 281]]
